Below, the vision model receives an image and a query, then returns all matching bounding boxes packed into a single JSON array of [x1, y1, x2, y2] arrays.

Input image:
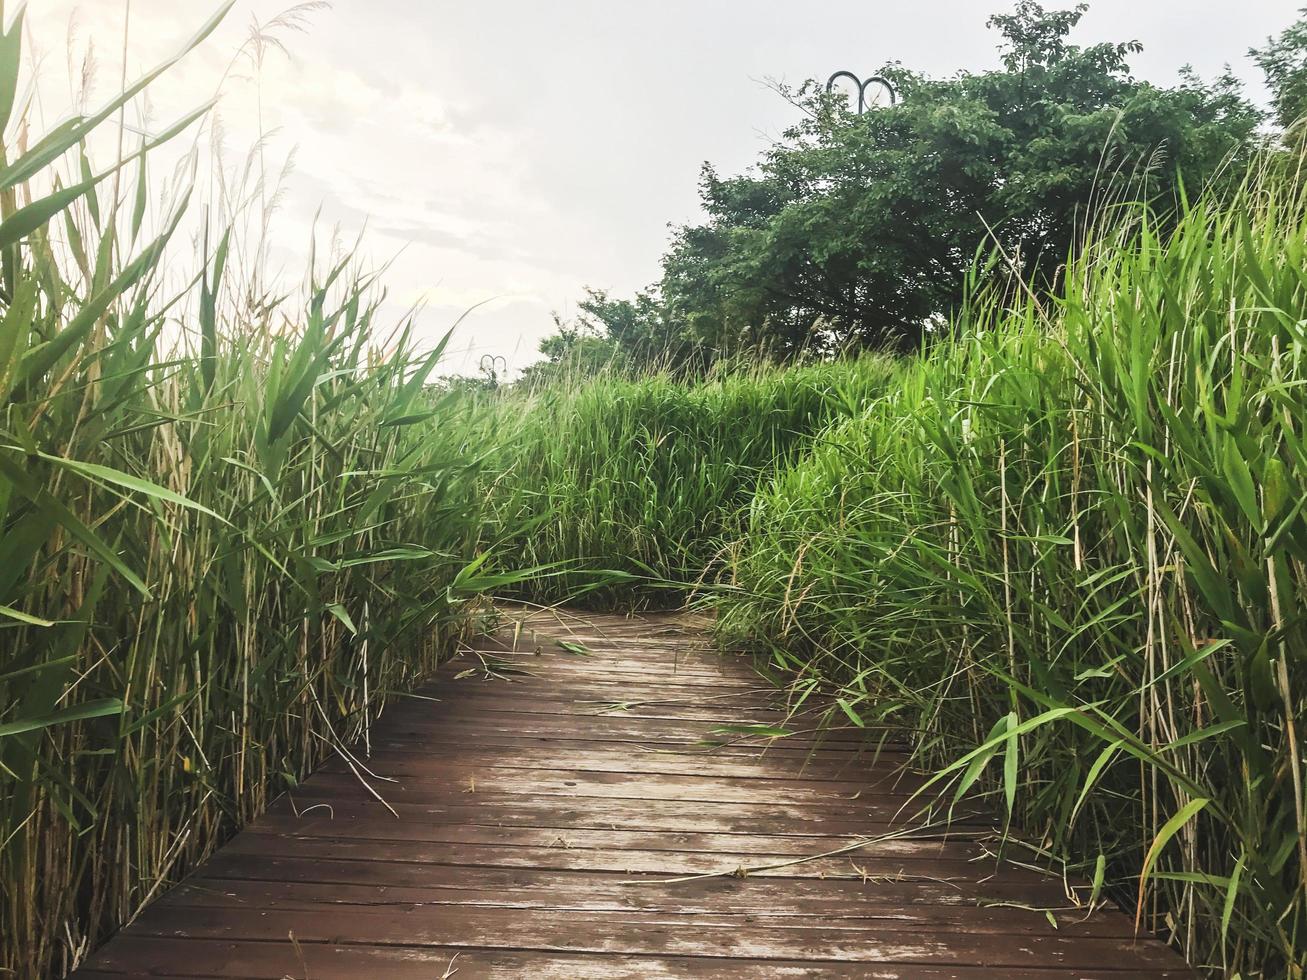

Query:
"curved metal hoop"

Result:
[[825, 71, 898, 113], [479, 354, 507, 377], [858, 75, 896, 109]]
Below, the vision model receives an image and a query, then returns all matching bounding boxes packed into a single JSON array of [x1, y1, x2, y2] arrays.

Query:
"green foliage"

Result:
[[0, 13, 497, 978], [483, 357, 896, 607], [517, 307, 627, 387], [714, 167, 1307, 976], [564, 1, 1264, 370], [4, 5, 1304, 978], [1253, 8, 1307, 130]]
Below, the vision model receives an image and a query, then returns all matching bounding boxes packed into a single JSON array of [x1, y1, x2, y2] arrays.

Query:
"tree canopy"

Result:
[[1253, 7, 1307, 131], [535, 2, 1300, 374]]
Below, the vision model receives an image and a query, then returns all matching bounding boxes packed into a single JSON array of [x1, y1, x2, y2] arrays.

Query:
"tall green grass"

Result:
[[7, 3, 1303, 976], [716, 169, 1307, 975], [482, 358, 896, 607], [0, 10, 497, 976]]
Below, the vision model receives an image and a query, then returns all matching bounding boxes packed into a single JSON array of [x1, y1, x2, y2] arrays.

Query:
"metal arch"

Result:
[[826, 70, 863, 104], [859, 75, 897, 110], [825, 71, 898, 114], [479, 354, 507, 382]]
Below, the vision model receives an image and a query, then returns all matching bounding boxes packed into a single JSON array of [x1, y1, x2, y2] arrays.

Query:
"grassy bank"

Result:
[[715, 174, 1307, 975], [0, 14, 498, 976]]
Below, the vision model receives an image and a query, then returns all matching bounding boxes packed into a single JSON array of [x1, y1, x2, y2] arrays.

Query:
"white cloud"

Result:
[[18, 0, 1295, 374]]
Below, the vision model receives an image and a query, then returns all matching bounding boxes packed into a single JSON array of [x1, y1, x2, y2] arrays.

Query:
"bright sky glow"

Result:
[[23, 0, 1294, 373]]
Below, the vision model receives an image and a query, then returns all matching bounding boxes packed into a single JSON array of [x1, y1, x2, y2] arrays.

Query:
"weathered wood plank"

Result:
[[166, 863, 1088, 910], [242, 816, 982, 858], [352, 740, 915, 774], [262, 792, 993, 833], [139, 896, 1160, 941], [98, 904, 1189, 968], [217, 834, 1003, 880], [77, 938, 1194, 980], [308, 761, 935, 801]]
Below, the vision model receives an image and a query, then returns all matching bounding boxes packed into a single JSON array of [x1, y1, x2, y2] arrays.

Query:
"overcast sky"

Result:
[[24, 0, 1298, 373]]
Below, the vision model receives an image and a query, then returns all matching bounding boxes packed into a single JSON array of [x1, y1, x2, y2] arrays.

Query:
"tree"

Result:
[[554, 1, 1265, 370], [1252, 9, 1307, 131]]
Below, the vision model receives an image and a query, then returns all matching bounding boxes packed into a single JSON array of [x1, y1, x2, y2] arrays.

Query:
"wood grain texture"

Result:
[[73, 606, 1192, 979]]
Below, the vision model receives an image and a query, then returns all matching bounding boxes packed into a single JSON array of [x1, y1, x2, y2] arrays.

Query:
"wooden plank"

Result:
[[260, 802, 993, 843], [375, 712, 878, 746], [266, 782, 986, 829], [354, 739, 915, 772], [309, 760, 935, 800], [169, 862, 1087, 911], [432, 659, 764, 680], [242, 816, 984, 859], [217, 834, 1003, 880], [417, 692, 798, 715], [77, 938, 1193, 979], [381, 695, 880, 737], [382, 699, 843, 728], [358, 732, 914, 765], [151, 879, 1149, 939], [105, 905, 1188, 969], [458, 638, 726, 658], [240, 820, 988, 872]]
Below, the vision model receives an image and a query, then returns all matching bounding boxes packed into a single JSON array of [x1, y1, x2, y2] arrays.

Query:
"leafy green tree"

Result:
[[1252, 8, 1307, 130], [562, 1, 1264, 368]]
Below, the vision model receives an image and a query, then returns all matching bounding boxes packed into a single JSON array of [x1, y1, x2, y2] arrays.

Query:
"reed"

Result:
[[0, 8, 498, 975], [716, 163, 1307, 976], [6, 2, 1304, 975], [482, 357, 896, 607]]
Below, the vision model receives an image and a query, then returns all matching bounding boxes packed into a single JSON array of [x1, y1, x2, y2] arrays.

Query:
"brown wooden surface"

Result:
[[75, 606, 1192, 979]]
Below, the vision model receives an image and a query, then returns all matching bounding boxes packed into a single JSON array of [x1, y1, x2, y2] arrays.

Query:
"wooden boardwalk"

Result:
[[76, 607, 1191, 979]]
